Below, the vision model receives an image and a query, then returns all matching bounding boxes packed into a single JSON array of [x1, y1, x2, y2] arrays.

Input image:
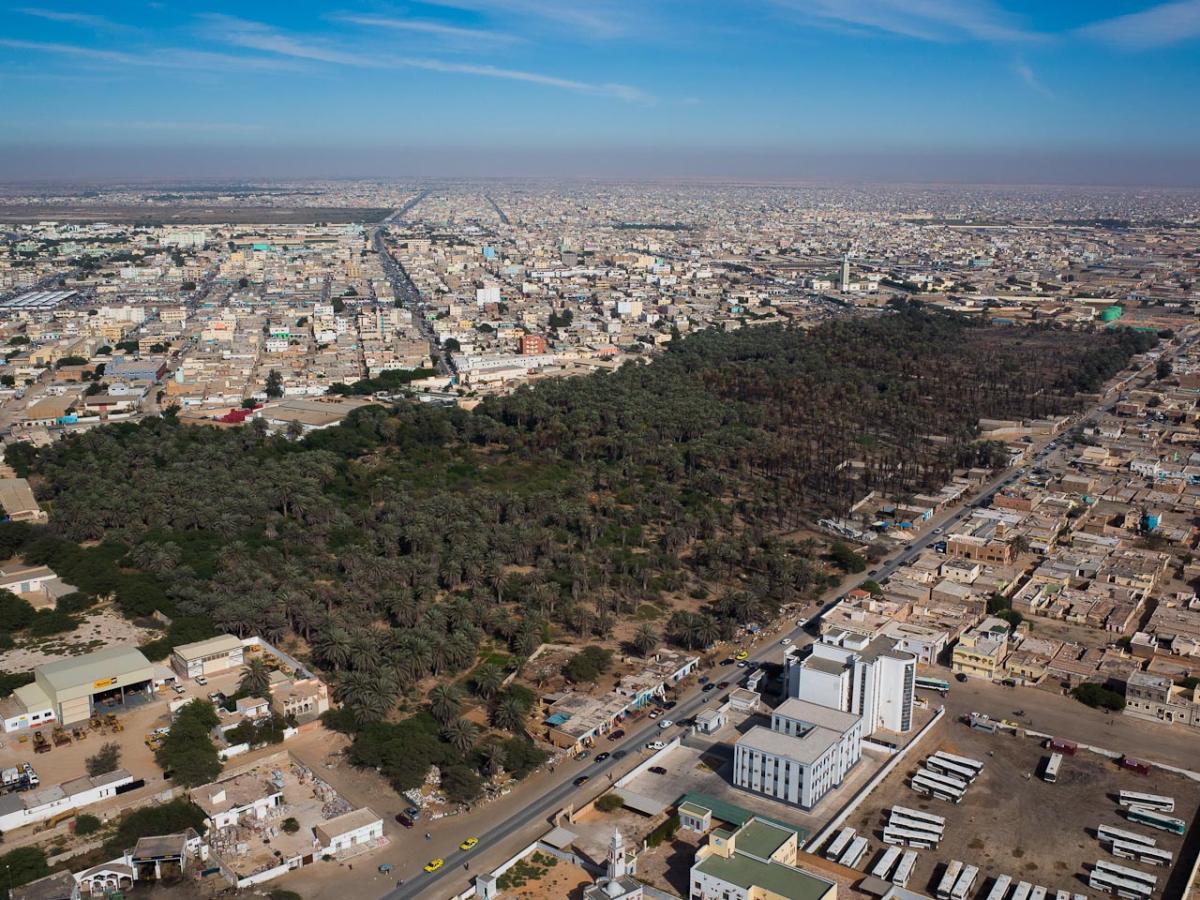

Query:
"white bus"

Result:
[[951, 864, 979, 900], [1089, 867, 1154, 898], [882, 826, 940, 849], [984, 874, 1012, 900], [1125, 808, 1186, 834], [1010, 881, 1033, 900], [887, 812, 945, 839], [917, 767, 970, 792], [1118, 791, 1174, 813], [1043, 752, 1063, 784], [825, 827, 855, 860], [1097, 824, 1157, 848], [839, 835, 869, 869], [911, 774, 964, 804], [1110, 840, 1173, 867], [926, 756, 982, 784], [930, 751, 984, 776], [1055, 891, 1070, 900], [871, 846, 903, 880], [936, 861, 964, 900], [1094, 859, 1157, 892], [892, 850, 918, 888], [1028, 886, 1047, 900], [890, 805, 946, 828]]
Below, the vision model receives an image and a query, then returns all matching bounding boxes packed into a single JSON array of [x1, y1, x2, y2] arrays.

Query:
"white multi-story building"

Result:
[[786, 629, 916, 733], [733, 699, 862, 810]]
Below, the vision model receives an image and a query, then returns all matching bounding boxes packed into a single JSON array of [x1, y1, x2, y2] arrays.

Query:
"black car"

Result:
[[612, 750, 628, 761], [955, 672, 968, 683], [663, 700, 678, 710], [573, 775, 590, 787], [595, 752, 610, 763], [702, 683, 717, 692]]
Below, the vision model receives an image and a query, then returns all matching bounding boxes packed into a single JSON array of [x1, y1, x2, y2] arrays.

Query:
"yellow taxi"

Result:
[[734, 650, 749, 661], [460, 837, 479, 851], [424, 858, 444, 873]]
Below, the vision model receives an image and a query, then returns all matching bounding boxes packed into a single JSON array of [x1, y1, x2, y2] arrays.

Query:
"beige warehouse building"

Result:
[[30, 647, 156, 726]]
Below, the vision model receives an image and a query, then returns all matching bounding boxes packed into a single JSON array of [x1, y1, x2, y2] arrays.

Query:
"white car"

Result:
[[171, 684, 185, 694], [780, 638, 792, 646], [194, 676, 208, 686], [932, 527, 943, 535], [646, 741, 665, 751], [658, 719, 673, 729]]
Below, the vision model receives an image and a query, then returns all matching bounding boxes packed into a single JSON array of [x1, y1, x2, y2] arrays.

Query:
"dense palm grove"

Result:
[[4, 311, 1155, 781]]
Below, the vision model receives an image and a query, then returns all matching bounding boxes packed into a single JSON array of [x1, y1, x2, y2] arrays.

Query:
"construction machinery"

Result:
[[52, 727, 71, 747], [32, 731, 51, 753]]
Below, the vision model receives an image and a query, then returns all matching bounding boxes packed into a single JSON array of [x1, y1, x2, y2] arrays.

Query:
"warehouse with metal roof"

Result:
[[33, 646, 155, 726]]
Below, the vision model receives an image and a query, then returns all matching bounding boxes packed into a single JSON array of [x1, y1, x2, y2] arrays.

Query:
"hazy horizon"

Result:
[[2, 145, 1199, 189]]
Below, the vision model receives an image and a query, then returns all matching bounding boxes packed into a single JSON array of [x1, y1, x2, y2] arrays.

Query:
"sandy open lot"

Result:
[[843, 715, 1200, 898]]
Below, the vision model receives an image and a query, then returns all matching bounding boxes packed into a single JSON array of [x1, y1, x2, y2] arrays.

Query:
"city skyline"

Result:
[[2, 1, 1200, 184]]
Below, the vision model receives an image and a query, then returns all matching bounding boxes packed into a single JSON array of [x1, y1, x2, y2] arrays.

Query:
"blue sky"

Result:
[[2, 1, 1199, 182]]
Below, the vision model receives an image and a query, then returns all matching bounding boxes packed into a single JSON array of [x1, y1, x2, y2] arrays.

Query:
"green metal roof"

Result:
[[693, 849, 834, 900], [735, 819, 795, 861], [677, 792, 809, 841]]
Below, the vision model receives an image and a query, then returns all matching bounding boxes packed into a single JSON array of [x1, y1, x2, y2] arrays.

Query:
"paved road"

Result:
[[383, 332, 1198, 899]]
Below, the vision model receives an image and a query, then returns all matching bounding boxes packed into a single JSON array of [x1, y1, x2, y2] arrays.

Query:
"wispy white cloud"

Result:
[[770, 0, 1041, 43], [0, 37, 301, 72], [204, 15, 653, 102], [14, 6, 128, 30], [1013, 57, 1052, 97], [1078, 0, 1200, 49], [419, 0, 642, 39], [336, 14, 521, 46]]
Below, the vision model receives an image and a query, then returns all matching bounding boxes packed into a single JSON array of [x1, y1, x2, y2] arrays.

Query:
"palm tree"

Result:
[[632, 623, 658, 657], [428, 683, 462, 725], [442, 718, 479, 755], [479, 741, 506, 777], [473, 663, 504, 700], [238, 657, 271, 697], [491, 694, 527, 734]]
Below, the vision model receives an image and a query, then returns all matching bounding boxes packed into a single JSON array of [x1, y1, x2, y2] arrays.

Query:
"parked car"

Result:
[[607, 729, 625, 741], [574, 750, 590, 761], [595, 752, 610, 763], [702, 683, 716, 692], [403, 806, 421, 821], [663, 700, 677, 710], [649, 766, 668, 775], [698, 676, 710, 685], [736, 661, 747, 668], [395, 813, 415, 828], [955, 673, 968, 683], [573, 775, 590, 787], [171, 684, 185, 694], [717, 681, 730, 689], [648, 711, 659, 720], [194, 676, 208, 686], [780, 638, 792, 646], [658, 720, 673, 729], [612, 750, 628, 760], [646, 741, 665, 751]]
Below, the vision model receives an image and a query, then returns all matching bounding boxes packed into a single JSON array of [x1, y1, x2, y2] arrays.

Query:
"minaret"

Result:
[[608, 827, 627, 880], [840, 252, 851, 292]]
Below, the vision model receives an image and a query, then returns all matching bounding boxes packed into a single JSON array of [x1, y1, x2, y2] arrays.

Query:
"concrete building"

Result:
[[786, 630, 916, 733], [0, 477, 47, 523], [733, 700, 862, 810], [951, 617, 1012, 681], [690, 817, 835, 900], [171, 634, 245, 680], [582, 827, 642, 900], [313, 807, 384, 854], [1124, 670, 1200, 729], [2, 647, 156, 730]]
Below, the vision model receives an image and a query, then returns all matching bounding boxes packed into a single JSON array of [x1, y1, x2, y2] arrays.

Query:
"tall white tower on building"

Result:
[[840, 252, 851, 292]]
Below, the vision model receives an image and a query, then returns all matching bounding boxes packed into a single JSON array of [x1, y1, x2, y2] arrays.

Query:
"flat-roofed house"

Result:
[[171, 634, 244, 680]]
